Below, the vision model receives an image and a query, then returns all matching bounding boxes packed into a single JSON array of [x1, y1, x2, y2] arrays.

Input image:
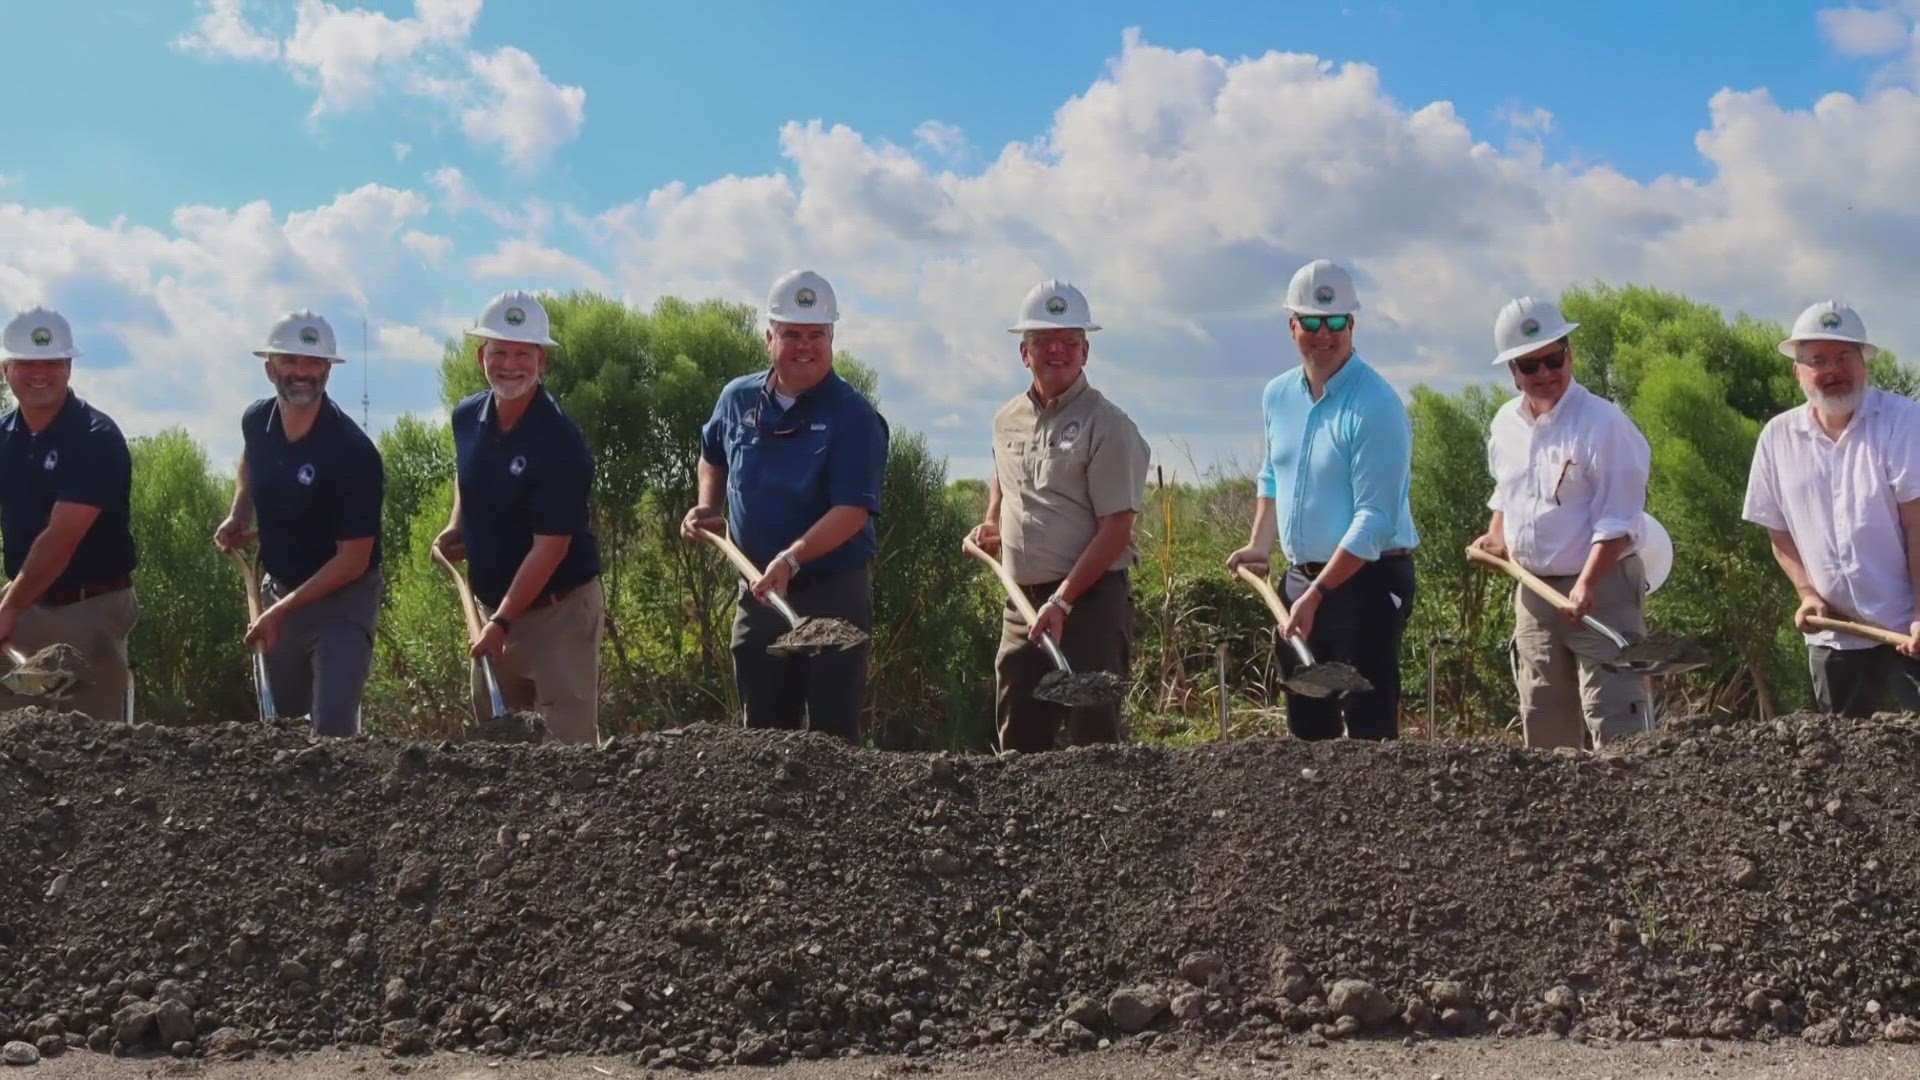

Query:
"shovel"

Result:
[[1804, 614, 1918, 650], [1232, 565, 1374, 698], [429, 547, 545, 742], [0, 583, 88, 701], [1465, 546, 1709, 676], [224, 549, 279, 722], [695, 529, 870, 656], [960, 537, 1127, 708]]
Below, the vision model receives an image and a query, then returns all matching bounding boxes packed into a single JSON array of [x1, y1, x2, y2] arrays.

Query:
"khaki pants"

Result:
[[1511, 555, 1653, 749], [0, 586, 139, 723], [469, 578, 604, 745]]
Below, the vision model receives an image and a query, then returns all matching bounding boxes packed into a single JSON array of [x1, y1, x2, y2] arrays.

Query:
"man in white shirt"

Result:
[[1472, 297, 1654, 748], [1742, 301, 1920, 717]]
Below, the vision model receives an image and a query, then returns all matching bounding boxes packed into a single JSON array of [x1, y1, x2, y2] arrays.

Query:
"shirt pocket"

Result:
[[1036, 442, 1087, 492], [735, 430, 830, 498], [1538, 450, 1592, 507]]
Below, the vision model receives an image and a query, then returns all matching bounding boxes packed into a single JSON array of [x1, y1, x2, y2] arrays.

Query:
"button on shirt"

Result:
[[0, 392, 137, 588], [243, 396, 385, 588], [1257, 355, 1419, 563], [452, 387, 602, 609], [1487, 382, 1651, 577], [700, 370, 889, 574], [992, 374, 1151, 585], [1743, 389, 1920, 650]]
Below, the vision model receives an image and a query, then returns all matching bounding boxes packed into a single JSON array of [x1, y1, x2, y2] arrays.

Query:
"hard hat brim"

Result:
[[253, 349, 347, 363], [1007, 320, 1101, 333], [767, 312, 838, 326], [466, 327, 559, 348], [1285, 301, 1360, 317], [0, 346, 81, 361], [1493, 322, 1579, 366], [1778, 334, 1879, 362]]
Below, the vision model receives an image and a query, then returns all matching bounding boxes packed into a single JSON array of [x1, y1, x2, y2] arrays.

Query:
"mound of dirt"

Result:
[[1, 708, 1918, 1069]]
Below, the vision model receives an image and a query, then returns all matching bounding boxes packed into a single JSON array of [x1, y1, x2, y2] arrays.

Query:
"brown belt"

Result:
[[1294, 549, 1412, 578], [39, 575, 133, 608], [521, 580, 587, 613]]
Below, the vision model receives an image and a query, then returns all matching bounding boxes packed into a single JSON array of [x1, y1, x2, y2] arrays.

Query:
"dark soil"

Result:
[[771, 618, 869, 654], [2, 708, 1919, 1070], [461, 713, 549, 745], [1034, 671, 1127, 707], [1282, 660, 1371, 698]]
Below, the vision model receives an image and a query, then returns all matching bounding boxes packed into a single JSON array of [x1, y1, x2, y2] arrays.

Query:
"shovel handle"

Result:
[[225, 548, 267, 626], [695, 529, 802, 629], [1232, 565, 1319, 668], [1805, 614, 1915, 649], [962, 537, 1072, 674], [1464, 545, 1629, 649], [224, 550, 278, 719], [429, 548, 510, 717]]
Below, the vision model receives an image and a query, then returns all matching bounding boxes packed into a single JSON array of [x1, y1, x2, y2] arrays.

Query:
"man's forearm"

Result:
[[697, 460, 726, 511], [787, 506, 870, 564], [1246, 497, 1277, 549], [493, 538, 572, 622], [1768, 530, 1819, 600], [268, 547, 372, 617], [0, 533, 82, 614], [1577, 534, 1634, 586], [1308, 546, 1371, 593], [230, 459, 255, 522], [1057, 514, 1136, 604]]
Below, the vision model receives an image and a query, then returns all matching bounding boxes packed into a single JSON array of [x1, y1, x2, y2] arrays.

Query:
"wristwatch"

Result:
[[779, 550, 802, 575], [488, 613, 513, 633], [1047, 591, 1074, 615]]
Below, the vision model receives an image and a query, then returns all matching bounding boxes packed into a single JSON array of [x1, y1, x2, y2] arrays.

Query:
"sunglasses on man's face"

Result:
[[1296, 314, 1350, 333], [1513, 347, 1568, 377]]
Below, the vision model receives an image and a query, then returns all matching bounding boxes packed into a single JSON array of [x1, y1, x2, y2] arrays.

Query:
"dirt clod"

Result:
[[1033, 670, 1126, 707], [770, 617, 868, 654], [1, 1041, 37, 1066]]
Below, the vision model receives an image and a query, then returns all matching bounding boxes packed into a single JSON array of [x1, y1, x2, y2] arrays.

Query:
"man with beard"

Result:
[[1226, 259, 1419, 740], [436, 291, 604, 744], [0, 307, 138, 721], [214, 312, 385, 736], [682, 270, 888, 743], [1471, 297, 1654, 748], [1744, 301, 1920, 716]]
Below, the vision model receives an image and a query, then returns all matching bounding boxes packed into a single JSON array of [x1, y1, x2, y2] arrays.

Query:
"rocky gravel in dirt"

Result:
[[1, 708, 1917, 1071]]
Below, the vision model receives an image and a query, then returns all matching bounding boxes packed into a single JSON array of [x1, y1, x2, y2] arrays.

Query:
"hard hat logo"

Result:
[[1045, 295, 1068, 315], [1313, 285, 1336, 305], [299, 326, 320, 345], [1819, 311, 1843, 330], [1520, 318, 1541, 338], [794, 287, 817, 309], [30, 327, 52, 347], [504, 307, 526, 326]]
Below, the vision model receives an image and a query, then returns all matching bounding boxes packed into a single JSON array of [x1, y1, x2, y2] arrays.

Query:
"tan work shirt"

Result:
[[992, 375, 1151, 585]]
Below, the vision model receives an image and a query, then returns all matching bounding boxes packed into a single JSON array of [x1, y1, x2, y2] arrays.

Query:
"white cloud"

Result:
[[176, 0, 583, 167], [0, 173, 18, 189], [375, 323, 446, 364], [401, 230, 453, 265], [468, 238, 611, 294], [914, 120, 968, 159], [1819, 4, 1913, 55], [393, 141, 413, 162]]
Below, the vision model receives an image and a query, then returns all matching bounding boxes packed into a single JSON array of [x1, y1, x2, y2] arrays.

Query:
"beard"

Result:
[[273, 375, 324, 407], [1806, 382, 1864, 416], [488, 374, 536, 401]]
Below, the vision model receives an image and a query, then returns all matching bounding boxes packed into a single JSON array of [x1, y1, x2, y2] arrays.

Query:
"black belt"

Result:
[[39, 575, 133, 608], [523, 578, 591, 613], [1294, 549, 1412, 578]]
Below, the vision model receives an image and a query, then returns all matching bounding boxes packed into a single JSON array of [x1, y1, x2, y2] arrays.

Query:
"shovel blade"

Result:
[[1034, 669, 1128, 708], [1281, 661, 1373, 699], [1600, 632, 1712, 676], [2, 643, 87, 700], [766, 617, 870, 657], [463, 711, 549, 744]]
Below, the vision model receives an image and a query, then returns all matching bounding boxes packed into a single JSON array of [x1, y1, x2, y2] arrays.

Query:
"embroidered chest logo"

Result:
[[1057, 420, 1083, 450], [297, 463, 316, 486], [41, 450, 58, 471], [509, 455, 527, 476]]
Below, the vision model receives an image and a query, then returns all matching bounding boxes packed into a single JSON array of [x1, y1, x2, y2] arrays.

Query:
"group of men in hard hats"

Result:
[[2, 260, 1914, 745]]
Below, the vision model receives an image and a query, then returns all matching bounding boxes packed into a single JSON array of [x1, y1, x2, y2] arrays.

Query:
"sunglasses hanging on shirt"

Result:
[[1513, 346, 1569, 377]]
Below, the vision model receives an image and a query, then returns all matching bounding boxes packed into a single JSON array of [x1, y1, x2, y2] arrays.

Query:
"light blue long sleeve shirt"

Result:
[[1257, 354, 1420, 563]]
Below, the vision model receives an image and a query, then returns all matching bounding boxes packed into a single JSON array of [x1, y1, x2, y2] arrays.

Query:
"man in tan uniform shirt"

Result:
[[967, 280, 1151, 752]]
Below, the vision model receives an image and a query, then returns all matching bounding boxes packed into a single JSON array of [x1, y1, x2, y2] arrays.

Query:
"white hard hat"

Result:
[[1008, 279, 1101, 334], [465, 290, 558, 348], [1639, 512, 1672, 595], [1493, 296, 1579, 366], [1, 307, 81, 361], [253, 311, 345, 363], [1284, 259, 1361, 316], [766, 270, 838, 325], [1778, 300, 1879, 361]]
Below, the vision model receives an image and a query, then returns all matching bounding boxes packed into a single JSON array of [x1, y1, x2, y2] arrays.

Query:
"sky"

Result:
[[4, 0, 1920, 480]]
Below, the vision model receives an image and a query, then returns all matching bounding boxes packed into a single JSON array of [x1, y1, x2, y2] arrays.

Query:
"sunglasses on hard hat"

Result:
[[1296, 314, 1351, 333], [1513, 347, 1568, 377]]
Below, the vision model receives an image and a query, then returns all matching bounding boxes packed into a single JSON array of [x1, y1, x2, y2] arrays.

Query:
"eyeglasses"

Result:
[[1296, 314, 1350, 333], [1513, 347, 1568, 377]]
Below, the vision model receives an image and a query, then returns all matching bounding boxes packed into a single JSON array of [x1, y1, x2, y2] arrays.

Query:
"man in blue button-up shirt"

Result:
[[682, 270, 889, 743], [1227, 259, 1419, 740]]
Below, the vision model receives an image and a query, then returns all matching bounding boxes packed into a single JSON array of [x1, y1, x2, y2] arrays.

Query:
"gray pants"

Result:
[[1511, 555, 1654, 749], [1809, 644, 1920, 717], [261, 569, 382, 737], [731, 568, 870, 744]]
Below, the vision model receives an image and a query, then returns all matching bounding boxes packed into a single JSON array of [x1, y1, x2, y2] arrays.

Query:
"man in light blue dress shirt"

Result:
[[1227, 259, 1419, 739]]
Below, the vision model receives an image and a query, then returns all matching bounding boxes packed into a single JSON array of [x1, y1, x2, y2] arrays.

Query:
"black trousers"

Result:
[[995, 570, 1131, 753], [731, 568, 871, 744], [1809, 643, 1920, 717], [1279, 555, 1416, 740]]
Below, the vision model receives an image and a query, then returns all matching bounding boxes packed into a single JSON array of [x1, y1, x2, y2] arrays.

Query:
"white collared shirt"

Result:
[[1743, 389, 1920, 649], [1487, 382, 1651, 577]]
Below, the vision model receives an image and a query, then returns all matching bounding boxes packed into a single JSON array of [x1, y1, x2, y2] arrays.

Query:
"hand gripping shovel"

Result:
[[225, 549, 279, 722], [1804, 614, 1918, 650], [0, 583, 87, 701], [696, 529, 869, 656], [1232, 565, 1372, 698], [430, 547, 545, 743], [1465, 546, 1709, 676], [961, 537, 1127, 708]]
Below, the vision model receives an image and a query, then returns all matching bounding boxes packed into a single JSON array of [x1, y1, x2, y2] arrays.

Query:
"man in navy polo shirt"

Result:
[[435, 291, 604, 745], [682, 270, 889, 743], [0, 307, 139, 722], [214, 311, 385, 737]]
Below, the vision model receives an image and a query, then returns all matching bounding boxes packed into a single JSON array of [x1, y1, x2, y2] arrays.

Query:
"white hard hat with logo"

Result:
[[1778, 300, 1879, 361], [766, 270, 839, 325], [465, 290, 559, 348], [2, 307, 82, 361], [1009, 279, 1101, 333], [1284, 259, 1361, 316], [1493, 296, 1579, 366], [254, 311, 345, 363]]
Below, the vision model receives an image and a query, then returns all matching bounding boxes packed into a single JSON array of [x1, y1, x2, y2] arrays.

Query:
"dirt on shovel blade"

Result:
[[1284, 660, 1372, 698], [3, 643, 86, 696], [463, 711, 548, 744], [769, 617, 869, 654], [1608, 632, 1711, 673], [1035, 669, 1127, 707]]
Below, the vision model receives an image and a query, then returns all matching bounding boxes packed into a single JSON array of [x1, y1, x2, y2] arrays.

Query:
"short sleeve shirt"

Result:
[[452, 387, 603, 608], [1486, 382, 1652, 577], [991, 375, 1151, 585], [0, 393, 137, 587], [699, 370, 889, 574], [243, 396, 385, 587]]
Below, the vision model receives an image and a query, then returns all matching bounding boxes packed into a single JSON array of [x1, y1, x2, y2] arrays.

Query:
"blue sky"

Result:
[[4, 0, 1919, 477]]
